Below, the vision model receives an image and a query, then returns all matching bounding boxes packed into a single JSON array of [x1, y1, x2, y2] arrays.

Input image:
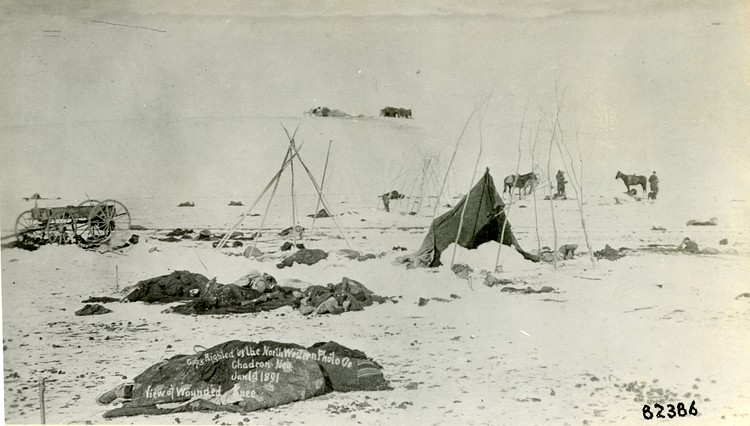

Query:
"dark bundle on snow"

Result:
[[75, 304, 112, 316], [100, 339, 389, 418], [125, 271, 210, 304], [276, 249, 327, 269], [307, 209, 331, 218]]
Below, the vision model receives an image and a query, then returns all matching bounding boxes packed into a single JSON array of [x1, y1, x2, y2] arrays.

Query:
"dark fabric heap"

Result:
[[75, 304, 112, 316], [126, 271, 390, 316], [101, 340, 389, 418], [297, 277, 389, 315], [125, 271, 210, 303], [276, 249, 328, 269]]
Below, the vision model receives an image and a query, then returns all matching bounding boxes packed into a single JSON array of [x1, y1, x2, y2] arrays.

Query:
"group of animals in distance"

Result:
[[503, 170, 660, 200]]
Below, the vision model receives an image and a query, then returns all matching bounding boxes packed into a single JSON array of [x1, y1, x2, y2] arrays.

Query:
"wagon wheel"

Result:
[[82, 199, 131, 244], [73, 199, 99, 242], [78, 199, 100, 207], [15, 210, 45, 244], [45, 210, 75, 245]]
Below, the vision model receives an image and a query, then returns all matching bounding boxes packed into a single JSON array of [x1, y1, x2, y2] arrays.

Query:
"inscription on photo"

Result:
[[642, 401, 698, 420]]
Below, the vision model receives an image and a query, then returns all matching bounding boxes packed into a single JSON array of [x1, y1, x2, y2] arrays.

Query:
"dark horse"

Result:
[[615, 171, 647, 194], [504, 172, 538, 196]]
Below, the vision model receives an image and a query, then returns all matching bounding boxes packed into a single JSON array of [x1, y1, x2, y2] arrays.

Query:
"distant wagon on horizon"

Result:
[[380, 106, 412, 119]]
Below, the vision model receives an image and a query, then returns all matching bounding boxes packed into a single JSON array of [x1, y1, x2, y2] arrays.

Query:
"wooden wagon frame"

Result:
[[15, 199, 131, 246]]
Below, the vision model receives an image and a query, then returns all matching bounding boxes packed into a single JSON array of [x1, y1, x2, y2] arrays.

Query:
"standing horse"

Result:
[[504, 172, 538, 196], [615, 171, 647, 194]]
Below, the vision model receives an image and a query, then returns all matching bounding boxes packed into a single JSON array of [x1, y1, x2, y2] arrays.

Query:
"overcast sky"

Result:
[[1, 0, 748, 204]]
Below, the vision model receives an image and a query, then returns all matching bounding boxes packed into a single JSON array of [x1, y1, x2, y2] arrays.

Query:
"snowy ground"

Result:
[[2, 192, 749, 425]]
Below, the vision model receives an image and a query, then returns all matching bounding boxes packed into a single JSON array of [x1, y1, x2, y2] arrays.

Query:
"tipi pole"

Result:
[[249, 145, 293, 256], [290, 144, 298, 246], [450, 117, 484, 269], [214, 142, 302, 250], [495, 103, 528, 270], [310, 139, 333, 241], [432, 108, 477, 220], [282, 125, 352, 249]]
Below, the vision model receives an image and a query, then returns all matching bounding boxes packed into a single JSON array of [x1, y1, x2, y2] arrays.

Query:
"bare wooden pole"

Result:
[[495, 103, 528, 271], [290, 146, 298, 246], [432, 108, 478, 220], [450, 115, 484, 269], [39, 378, 46, 424], [282, 125, 352, 249], [310, 139, 333, 241], [249, 145, 292, 256], [214, 141, 303, 250]]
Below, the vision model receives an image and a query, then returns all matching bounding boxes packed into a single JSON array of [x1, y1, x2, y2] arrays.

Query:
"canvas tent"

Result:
[[400, 169, 539, 267]]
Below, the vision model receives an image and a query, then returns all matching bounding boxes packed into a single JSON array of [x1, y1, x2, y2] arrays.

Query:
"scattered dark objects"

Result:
[[128, 235, 140, 245], [166, 228, 193, 237], [451, 263, 473, 280], [231, 241, 243, 248], [678, 237, 719, 255], [651, 226, 666, 231], [679, 237, 700, 254], [337, 249, 379, 262], [130, 224, 148, 231], [736, 293, 750, 300], [392, 246, 408, 252], [540, 245, 576, 262], [82, 296, 120, 304], [483, 274, 513, 287], [196, 229, 212, 240], [385, 190, 405, 200], [719, 238, 728, 245], [298, 277, 390, 315], [380, 106, 412, 119], [228, 201, 244, 206], [166, 274, 389, 316], [594, 244, 627, 261], [279, 226, 304, 237], [417, 297, 453, 307], [125, 271, 210, 304], [100, 339, 389, 418], [157, 237, 182, 243], [687, 217, 718, 226], [307, 209, 331, 218], [500, 286, 555, 295], [22, 192, 42, 201], [75, 304, 113, 316], [276, 249, 328, 269], [177, 201, 194, 207], [306, 106, 359, 118], [243, 246, 263, 258], [281, 242, 294, 251]]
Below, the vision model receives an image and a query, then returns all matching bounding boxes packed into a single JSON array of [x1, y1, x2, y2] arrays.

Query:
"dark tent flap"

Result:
[[406, 169, 539, 267]]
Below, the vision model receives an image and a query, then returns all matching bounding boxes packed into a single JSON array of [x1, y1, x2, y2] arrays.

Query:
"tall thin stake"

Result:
[[290, 146, 298, 246], [214, 140, 303, 250], [250, 145, 292, 256], [282, 125, 352, 249], [496, 103, 528, 270], [432, 108, 478, 220], [450, 116, 484, 268], [39, 378, 46, 424], [310, 140, 333, 241]]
